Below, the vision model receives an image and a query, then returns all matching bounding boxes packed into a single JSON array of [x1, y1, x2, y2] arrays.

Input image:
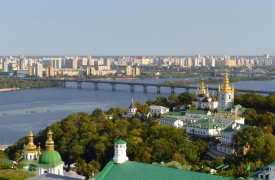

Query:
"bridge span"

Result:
[[36, 79, 275, 95]]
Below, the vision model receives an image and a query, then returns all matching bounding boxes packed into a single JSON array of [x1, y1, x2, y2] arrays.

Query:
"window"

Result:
[[229, 95, 231, 99], [222, 95, 224, 100]]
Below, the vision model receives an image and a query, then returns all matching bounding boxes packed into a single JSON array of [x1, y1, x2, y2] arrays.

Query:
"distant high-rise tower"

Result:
[[125, 66, 133, 76], [72, 58, 78, 70], [35, 62, 43, 77]]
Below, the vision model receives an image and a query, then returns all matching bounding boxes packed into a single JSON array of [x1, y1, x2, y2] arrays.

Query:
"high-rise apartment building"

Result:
[[51, 60, 61, 69], [104, 59, 111, 66], [20, 59, 27, 70], [133, 67, 140, 76], [186, 57, 192, 67], [35, 62, 43, 77], [2, 59, 10, 72], [45, 67, 55, 77], [125, 66, 133, 76], [72, 58, 78, 70], [86, 66, 96, 76], [29, 66, 35, 76]]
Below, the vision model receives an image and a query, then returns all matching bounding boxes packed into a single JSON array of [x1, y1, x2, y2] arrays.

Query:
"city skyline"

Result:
[[1, 0, 275, 56]]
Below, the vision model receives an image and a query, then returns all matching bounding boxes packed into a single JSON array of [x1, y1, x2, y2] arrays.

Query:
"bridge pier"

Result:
[[157, 86, 161, 93], [111, 84, 116, 91], [143, 85, 147, 93], [171, 87, 175, 94], [130, 85, 134, 92], [185, 88, 189, 93], [77, 82, 82, 89], [93, 83, 98, 90], [62, 82, 66, 88]]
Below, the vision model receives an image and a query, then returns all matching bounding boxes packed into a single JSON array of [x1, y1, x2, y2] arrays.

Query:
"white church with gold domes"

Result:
[[192, 79, 218, 110], [191, 71, 238, 112], [18, 128, 85, 179], [18, 128, 41, 170], [35, 129, 64, 176]]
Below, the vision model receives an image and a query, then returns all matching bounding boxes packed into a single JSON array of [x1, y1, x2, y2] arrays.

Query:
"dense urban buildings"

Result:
[[0, 54, 274, 77]]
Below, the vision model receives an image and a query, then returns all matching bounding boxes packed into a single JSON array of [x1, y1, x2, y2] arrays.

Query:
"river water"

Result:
[[1, 77, 275, 145]]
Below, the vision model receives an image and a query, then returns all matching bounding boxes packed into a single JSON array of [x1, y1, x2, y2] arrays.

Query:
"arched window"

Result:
[[44, 170, 48, 173]]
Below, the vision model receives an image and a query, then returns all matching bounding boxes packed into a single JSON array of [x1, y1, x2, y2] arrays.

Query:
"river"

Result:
[[1, 77, 275, 145]]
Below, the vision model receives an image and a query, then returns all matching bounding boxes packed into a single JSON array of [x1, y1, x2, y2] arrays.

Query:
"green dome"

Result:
[[115, 140, 127, 144], [38, 150, 63, 166]]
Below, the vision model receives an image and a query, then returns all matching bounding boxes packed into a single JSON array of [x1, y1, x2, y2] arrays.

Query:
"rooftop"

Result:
[[187, 118, 223, 129], [149, 105, 169, 109], [115, 140, 127, 145], [213, 112, 242, 120], [186, 110, 209, 115], [96, 160, 237, 180], [222, 123, 249, 134], [164, 112, 185, 116], [159, 117, 179, 122]]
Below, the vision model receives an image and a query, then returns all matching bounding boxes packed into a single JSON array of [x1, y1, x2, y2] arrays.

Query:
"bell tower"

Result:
[[113, 140, 128, 164], [218, 71, 234, 110]]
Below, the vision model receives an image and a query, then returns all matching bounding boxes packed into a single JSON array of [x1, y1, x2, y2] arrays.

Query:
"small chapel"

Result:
[[192, 78, 218, 110]]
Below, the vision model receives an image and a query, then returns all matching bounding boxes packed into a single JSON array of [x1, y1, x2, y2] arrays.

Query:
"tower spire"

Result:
[[219, 71, 234, 92], [24, 127, 37, 152], [45, 128, 54, 151], [201, 78, 205, 90], [37, 142, 41, 157]]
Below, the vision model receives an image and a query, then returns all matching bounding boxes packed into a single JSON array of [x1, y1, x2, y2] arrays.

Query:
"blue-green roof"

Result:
[[187, 119, 222, 129], [18, 158, 37, 166], [164, 112, 185, 116], [222, 123, 249, 134], [186, 110, 208, 115], [115, 140, 127, 145], [0, 158, 15, 164], [96, 160, 237, 180], [159, 117, 178, 123], [152, 161, 192, 170]]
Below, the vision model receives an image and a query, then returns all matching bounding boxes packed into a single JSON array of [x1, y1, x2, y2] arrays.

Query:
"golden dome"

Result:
[[37, 142, 41, 156], [45, 129, 54, 151], [24, 127, 37, 152], [219, 71, 234, 93]]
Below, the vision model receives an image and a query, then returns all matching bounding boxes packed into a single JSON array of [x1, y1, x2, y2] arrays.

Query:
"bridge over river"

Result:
[[34, 79, 275, 95]]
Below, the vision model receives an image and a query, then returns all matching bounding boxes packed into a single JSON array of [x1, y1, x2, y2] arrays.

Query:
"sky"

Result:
[[1, 0, 275, 56]]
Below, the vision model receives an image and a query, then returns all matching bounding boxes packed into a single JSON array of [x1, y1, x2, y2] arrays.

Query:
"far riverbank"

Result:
[[0, 88, 20, 92]]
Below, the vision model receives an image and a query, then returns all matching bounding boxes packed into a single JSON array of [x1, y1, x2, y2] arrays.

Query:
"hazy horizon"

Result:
[[1, 0, 275, 56]]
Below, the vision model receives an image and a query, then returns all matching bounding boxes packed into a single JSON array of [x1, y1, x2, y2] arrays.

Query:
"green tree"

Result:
[[191, 103, 197, 110], [178, 92, 194, 106], [146, 98, 155, 106]]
